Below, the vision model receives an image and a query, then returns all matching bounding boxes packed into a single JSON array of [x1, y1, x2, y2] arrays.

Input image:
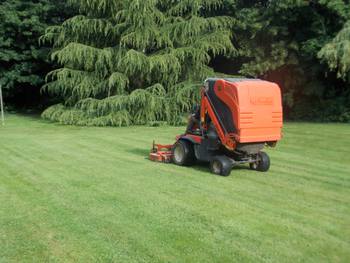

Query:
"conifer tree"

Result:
[[319, 21, 350, 80], [41, 0, 235, 126]]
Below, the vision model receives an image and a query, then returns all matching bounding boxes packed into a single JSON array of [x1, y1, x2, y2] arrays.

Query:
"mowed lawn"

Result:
[[0, 115, 349, 263]]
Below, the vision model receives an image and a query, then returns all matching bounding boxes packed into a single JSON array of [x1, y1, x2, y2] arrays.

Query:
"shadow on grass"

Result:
[[191, 161, 251, 175], [127, 147, 253, 175], [127, 147, 150, 159]]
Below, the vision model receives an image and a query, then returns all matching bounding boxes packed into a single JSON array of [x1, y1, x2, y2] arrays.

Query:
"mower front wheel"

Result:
[[172, 140, 196, 166], [210, 156, 232, 176], [250, 152, 270, 172]]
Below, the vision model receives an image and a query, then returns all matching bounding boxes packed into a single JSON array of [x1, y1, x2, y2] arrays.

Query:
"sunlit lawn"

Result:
[[0, 114, 349, 262]]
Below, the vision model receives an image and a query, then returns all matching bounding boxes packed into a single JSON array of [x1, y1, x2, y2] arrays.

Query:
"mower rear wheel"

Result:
[[172, 140, 196, 166], [210, 156, 232, 176], [250, 151, 270, 172]]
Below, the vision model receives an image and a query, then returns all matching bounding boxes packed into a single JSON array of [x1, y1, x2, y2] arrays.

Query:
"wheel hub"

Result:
[[212, 161, 221, 174], [174, 145, 184, 163]]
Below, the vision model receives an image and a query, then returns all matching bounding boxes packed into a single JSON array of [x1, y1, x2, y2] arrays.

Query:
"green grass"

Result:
[[0, 114, 349, 263]]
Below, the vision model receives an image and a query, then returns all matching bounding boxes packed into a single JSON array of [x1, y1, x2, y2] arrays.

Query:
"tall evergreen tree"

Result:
[[41, 0, 235, 126]]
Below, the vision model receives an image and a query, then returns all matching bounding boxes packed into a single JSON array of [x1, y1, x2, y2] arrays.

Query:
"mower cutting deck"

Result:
[[149, 141, 173, 163], [150, 78, 283, 176]]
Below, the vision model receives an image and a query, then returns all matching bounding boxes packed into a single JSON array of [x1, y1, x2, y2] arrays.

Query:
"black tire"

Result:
[[210, 156, 232, 176], [250, 152, 270, 172], [172, 140, 196, 166]]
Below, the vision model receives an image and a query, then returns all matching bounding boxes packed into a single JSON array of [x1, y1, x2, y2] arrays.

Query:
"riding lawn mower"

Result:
[[150, 78, 283, 176]]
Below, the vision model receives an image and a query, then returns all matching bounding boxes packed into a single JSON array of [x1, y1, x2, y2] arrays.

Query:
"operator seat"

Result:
[[205, 78, 237, 134]]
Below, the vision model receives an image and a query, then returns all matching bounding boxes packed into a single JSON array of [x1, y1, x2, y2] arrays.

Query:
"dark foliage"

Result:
[[0, 0, 70, 109], [219, 0, 350, 122]]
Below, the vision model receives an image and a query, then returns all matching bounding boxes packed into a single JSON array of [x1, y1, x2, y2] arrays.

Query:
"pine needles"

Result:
[[319, 21, 350, 80], [41, 0, 234, 126]]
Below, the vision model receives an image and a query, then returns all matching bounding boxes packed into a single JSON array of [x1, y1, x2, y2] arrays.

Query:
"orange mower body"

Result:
[[150, 78, 283, 176]]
